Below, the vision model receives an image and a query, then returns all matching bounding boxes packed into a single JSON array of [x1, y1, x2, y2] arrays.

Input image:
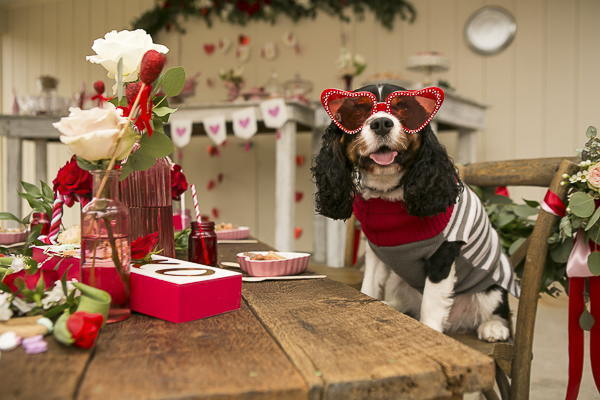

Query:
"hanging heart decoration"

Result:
[[294, 227, 303, 240], [217, 173, 223, 183], [239, 34, 251, 46], [295, 191, 304, 203], [204, 43, 215, 55], [295, 155, 305, 167], [207, 180, 216, 191], [212, 208, 219, 219], [218, 37, 231, 54]]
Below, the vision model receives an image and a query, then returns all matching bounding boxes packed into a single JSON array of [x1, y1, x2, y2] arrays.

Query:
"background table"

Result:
[[1, 239, 495, 400]]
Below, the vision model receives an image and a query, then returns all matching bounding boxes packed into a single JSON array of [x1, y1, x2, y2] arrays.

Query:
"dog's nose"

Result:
[[369, 118, 394, 136]]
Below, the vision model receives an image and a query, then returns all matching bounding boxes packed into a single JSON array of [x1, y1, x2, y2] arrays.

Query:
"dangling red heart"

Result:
[[294, 227, 303, 240], [217, 173, 224, 184], [295, 155, 305, 167], [204, 43, 215, 55], [221, 140, 227, 147], [295, 191, 304, 203], [207, 145, 217, 156], [212, 207, 219, 218], [238, 34, 251, 46], [207, 180, 215, 191]]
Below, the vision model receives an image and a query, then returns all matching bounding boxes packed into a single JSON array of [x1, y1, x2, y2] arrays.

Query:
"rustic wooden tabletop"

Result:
[[0, 240, 495, 400]]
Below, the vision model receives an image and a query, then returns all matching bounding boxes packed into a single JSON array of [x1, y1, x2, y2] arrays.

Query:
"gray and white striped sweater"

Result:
[[365, 187, 521, 297]]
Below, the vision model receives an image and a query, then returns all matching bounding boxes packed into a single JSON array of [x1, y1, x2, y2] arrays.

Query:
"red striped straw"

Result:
[[190, 184, 210, 264]]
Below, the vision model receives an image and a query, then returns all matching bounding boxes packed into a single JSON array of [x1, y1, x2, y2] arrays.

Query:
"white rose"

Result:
[[12, 297, 36, 314], [53, 103, 139, 162], [41, 284, 65, 309], [86, 29, 169, 84], [57, 225, 81, 244]]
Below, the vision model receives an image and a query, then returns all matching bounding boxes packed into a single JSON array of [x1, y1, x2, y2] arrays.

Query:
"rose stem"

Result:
[[94, 82, 146, 199]]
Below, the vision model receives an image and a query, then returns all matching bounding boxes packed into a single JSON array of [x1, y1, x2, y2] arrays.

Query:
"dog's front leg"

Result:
[[361, 245, 391, 300], [419, 241, 462, 332]]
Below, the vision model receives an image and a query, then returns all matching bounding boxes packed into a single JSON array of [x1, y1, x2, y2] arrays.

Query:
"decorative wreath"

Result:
[[133, 0, 416, 38]]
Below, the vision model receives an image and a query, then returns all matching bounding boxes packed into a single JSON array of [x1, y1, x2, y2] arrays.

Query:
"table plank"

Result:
[[77, 302, 308, 400], [242, 279, 494, 400], [0, 336, 93, 400]]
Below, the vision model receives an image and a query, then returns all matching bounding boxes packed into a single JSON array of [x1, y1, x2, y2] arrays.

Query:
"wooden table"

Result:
[[1, 240, 494, 400]]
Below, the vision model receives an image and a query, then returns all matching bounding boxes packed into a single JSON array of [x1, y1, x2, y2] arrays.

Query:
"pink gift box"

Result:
[[130, 255, 242, 324], [32, 246, 81, 281]]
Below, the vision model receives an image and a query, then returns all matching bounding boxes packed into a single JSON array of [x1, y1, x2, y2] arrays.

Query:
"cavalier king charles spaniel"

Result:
[[312, 83, 520, 342]]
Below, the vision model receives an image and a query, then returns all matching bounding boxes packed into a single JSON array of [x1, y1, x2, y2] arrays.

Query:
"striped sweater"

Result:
[[353, 187, 520, 297]]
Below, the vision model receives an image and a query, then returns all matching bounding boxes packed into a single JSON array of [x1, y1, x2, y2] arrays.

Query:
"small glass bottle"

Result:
[[188, 221, 217, 267], [30, 212, 50, 236]]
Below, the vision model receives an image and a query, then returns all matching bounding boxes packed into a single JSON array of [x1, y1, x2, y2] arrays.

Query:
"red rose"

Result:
[[130, 231, 159, 261], [2, 269, 58, 298], [171, 164, 188, 201], [53, 156, 93, 207], [66, 311, 104, 349]]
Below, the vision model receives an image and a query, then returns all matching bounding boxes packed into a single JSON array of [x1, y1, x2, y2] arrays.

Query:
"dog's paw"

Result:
[[477, 320, 509, 342]]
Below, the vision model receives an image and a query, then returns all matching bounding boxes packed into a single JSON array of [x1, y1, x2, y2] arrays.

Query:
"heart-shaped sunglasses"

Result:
[[321, 87, 444, 134]]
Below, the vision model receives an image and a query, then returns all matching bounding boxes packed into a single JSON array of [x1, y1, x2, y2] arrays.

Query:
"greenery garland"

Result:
[[133, 0, 416, 38]]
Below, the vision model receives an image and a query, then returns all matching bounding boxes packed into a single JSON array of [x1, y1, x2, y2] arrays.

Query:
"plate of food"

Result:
[[236, 251, 310, 277], [215, 223, 250, 240], [0, 228, 27, 245]]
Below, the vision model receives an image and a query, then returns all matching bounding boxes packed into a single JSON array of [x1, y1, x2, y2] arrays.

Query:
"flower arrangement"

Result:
[[132, 0, 416, 38], [556, 126, 600, 277], [337, 47, 367, 78], [218, 66, 245, 101]]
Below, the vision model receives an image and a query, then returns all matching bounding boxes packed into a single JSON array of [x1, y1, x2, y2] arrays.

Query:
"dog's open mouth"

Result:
[[369, 148, 399, 166]]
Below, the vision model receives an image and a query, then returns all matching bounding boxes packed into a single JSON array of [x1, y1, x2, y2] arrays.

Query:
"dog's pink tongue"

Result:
[[370, 150, 398, 165]]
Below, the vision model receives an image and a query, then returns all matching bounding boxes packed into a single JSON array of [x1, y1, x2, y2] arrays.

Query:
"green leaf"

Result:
[[569, 192, 595, 218], [60, 265, 71, 297], [40, 181, 54, 202], [43, 302, 70, 319], [18, 192, 47, 214], [76, 156, 102, 171], [523, 199, 541, 208], [586, 206, 600, 231], [0, 212, 25, 225], [161, 67, 186, 97], [23, 224, 42, 250], [580, 309, 595, 331], [508, 237, 527, 255], [513, 204, 539, 219], [550, 238, 574, 263], [485, 204, 497, 216], [138, 129, 174, 158], [495, 210, 516, 228], [590, 251, 600, 276], [119, 164, 133, 181], [20, 180, 42, 198], [122, 148, 156, 172], [153, 106, 179, 117], [560, 216, 573, 237], [469, 185, 483, 199], [0, 281, 14, 294], [586, 126, 597, 139], [488, 194, 514, 205]]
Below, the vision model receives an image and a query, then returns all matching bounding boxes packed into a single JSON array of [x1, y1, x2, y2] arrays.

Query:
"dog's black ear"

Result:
[[311, 123, 356, 220], [402, 126, 464, 217]]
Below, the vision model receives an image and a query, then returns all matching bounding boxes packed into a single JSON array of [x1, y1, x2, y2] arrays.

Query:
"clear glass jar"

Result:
[[81, 170, 131, 323], [188, 221, 217, 267]]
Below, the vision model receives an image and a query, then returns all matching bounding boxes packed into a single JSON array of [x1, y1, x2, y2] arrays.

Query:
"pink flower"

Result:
[[588, 163, 600, 191]]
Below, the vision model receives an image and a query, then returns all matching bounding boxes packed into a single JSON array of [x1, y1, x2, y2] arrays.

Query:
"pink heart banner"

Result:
[[202, 114, 227, 146], [169, 118, 193, 148], [259, 98, 288, 128], [231, 107, 258, 140]]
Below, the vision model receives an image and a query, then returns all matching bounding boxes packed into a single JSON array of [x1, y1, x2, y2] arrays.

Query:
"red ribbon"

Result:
[[542, 189, 567, 218], [566, 276, 600, 399], [117, 85, 154, 137]]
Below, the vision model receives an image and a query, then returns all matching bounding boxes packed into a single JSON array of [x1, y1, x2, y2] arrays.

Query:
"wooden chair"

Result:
[[451, 157, 579, 400]]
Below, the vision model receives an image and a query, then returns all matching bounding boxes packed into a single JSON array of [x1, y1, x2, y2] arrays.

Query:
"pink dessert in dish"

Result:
[[0, 231, 27, 245], [236, 251, 310, 277], [216, 227, 249, 240]]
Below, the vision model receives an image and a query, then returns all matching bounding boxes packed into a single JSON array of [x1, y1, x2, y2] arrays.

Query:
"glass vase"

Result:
[[81, 170, 131, 323], [120, 157, 176, 258]]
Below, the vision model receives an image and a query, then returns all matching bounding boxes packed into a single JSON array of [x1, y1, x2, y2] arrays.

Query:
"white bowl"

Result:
[[236, 251, 310, 277]]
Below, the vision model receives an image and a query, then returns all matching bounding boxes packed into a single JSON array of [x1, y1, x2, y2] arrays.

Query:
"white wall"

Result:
[[2, 0, 600, 250]]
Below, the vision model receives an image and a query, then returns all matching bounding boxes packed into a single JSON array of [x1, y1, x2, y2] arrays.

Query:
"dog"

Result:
[[311, 83, 520, 342]]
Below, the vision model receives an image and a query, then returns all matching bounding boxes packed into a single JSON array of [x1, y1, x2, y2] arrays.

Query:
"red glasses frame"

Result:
[[320, 87, 445, 134]]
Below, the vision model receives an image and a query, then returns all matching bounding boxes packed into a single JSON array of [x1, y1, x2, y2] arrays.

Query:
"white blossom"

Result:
[[0, 292, 13, 321], [12, 297, 36, 314], [10, 257, 26, 273]]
